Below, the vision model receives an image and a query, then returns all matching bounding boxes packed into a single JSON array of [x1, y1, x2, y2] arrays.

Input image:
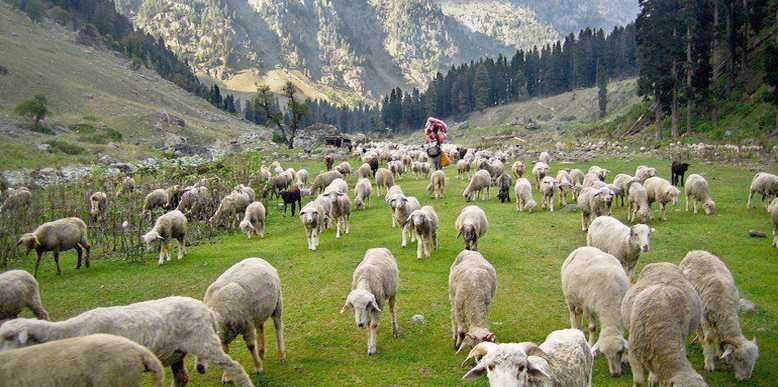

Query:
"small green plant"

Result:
[[44, 140, 86, 155], [15, 95, 48, 129], [69, 123, 97, 134], [272, 131, 285, 144]]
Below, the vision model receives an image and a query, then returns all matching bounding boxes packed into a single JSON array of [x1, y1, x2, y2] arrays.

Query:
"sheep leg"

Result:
[[747, 191, 753, 208], [53, 251, 62, 275], [701, 325, 717, 371], [433, 231, 439, 251], [685, 195, 690, 212], [389, 296, 399, 338], [272, 308, 285, 364], [220, 343, 233, 383], [660, 203, 667, 221], [192, 339, 253, 387], [416, 232, 423, 259], [401, 225, 408, 248], [176, 238, 185, 260], [336, 218, 341, 239], [367, 320, 378, 355], [581, 213, 588, 232], [171, 356, 189, 387], [74, 245, 83, 269], [585, 312, 597, 347], [27, 292, 49, 320], [158, 244, 166, 265], [693, 200, 698, 214], [32, 251, 43, 277], [628, 351, 645, 387]]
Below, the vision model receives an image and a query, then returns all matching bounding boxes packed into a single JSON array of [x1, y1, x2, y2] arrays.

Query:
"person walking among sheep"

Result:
[[424, 117, 448, 171]]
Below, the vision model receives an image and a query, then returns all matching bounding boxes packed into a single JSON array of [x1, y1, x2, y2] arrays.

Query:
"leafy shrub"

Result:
[[29, 123, 54, 135], [45, 140, 86, 155], [69, 123, 97, 134], [272, 132, 285, 144]]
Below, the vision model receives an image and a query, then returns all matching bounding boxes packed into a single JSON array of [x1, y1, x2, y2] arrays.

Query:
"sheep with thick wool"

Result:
[[88, 191, 107, 220], [462, 329, 593, 387], [341, 248, 399, 355], [353, 178, 372, 210], [299, 200, 327, 251], [634, 165, 657, 183], [1, 187, 32, 214], [562, 247, 629, 377], [177, 186, 210, 221], [357, 163, 373, 179], [427, 170, 445, 199], [679, 251, 758, 381], [323, 190, 352, 239], [210, 191, 250, 229], [685, 174, 716, 215], [375, 168, 395, 197], [389, 195, 421, 247], [586, 216, 653, 279], [204, 258, 285, 381], [335, 162, 352, 179], [239, 202, 266, 239], [512, 161, 525, 179], [406, 205, 439, 259], [496, 173, 513, 203], [0, 270, 48, 323], [455, 205, 488, 251], [769, 198, 778, 248], [747, 172, 778, 208], [576, 187, 612, 232], [458, 159, 471, 180], [626, 180, 651, 224], [532, 161, 550, 188], [449, 250, 497, 352], [644, 176, 681, 221], [621, 263, 705, 387], [143, 210, 187, 265], [556, 170, 574, 206], [514, 178, 537, 212], [612, 173, 633, 207], [463, 170, 491, 202], [17, 217, 91, 277], [142, 189, 169, 218], [540, 176, 559, 212], [310, 170, 344, 195], [295, 169, 309, 187], [0, 334, 165, 387]]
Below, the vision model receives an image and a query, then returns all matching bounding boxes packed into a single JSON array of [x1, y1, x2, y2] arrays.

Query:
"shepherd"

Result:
[[424, 117, 448, 170]]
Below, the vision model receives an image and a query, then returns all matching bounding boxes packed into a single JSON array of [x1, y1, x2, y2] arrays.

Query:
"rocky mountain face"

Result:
[[114, 0, 637, 100]]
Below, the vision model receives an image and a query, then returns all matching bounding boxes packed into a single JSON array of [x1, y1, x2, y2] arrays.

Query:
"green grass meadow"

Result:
[[6, 158, 777, 386]]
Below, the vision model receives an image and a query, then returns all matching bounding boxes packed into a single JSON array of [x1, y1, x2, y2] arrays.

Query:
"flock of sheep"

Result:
[[0, 142, 772, 386]]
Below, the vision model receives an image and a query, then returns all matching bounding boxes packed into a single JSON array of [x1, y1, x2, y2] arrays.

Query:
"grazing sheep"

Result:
[[341, 248, 399, 355], [514, 178, 537, 212], [556, 170, 573, 206], [299, 201, 327, 251], [204, 258, 285, 380], [769, 198, 778, 248], [0, 270, 48, 323], [239, 202, 266, 239], [271, 161, 283, 175], [562, 247, 629, 376], [679, 251, 759, 380], [539, 151, 552, 164], [87, 191, 108, 220], [375, 168, 395, 197], [116, 176, 136, 197], [324, 154, 334, 171], [0, 297, 254, 387], [177, 187, 210, 221], [569, 169, 585, 186], [389, 195, 421, 247], [336, 162, 352, 179], [210, 191, 250, 229], [234, 184, 256, 203], [455, 206, 488, 251], [357, 163, 373, 179], [671, 161, 690, 187], [0, 334, 165, 387], [685, 174, 716, 215], [540, 176, 559, 212], [279, 186, 302, 216], [626, 180, 651, 224], [484, 160, 504, 181], [587, 166, 610, 181], [462, 329, 593, 387], [495, 174, 512, 203], [621, 263, 705, 387], [353, 178, 372, 210], [612, 173, 633, 207], [586, 216, 653, 279], [576, 187, 612, 232], [326, 192, 352, 239], [532, 161, 550, 188], [511, 161, 525, 179], [748, 172, 778, 208], [463, 170, 491, 202], [635, 165, 658, 183], [310, 170, 344, 195], [582, 172, 603, 188], [406, 206, 439, 259], [143, 189, 169, 218], [256, 167, 272, 186], [449, 250, 497, 351], [17, 217, 91, 277], [143, 210, 187, 265], [644, 176, 681, 221], [295, 169, 309, 187], [427, 170, 446, 199], [458, 159, 471, 180], [324, 178, 349, 196], [389, 160, 405, 179], [1, 187, 32, 214]]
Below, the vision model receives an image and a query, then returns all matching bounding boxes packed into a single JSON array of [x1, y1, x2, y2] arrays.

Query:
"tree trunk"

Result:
[[686, 23, 693, 134], [712, 0, 720, 130], [655, 93, 663, 141], [671, 25, 679, 139]]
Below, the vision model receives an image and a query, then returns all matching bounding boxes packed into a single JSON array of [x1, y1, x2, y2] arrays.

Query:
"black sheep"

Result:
[[496, 174, 513, 203], [671, 161, 690, 187], [280, 186, 302, 216]]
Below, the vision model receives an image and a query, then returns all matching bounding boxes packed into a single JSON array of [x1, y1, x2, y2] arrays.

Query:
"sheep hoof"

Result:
[[196, 364, 207, 374]]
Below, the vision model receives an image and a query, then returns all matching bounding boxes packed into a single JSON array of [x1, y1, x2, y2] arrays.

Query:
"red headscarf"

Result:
[[424, 117, 448, 143]]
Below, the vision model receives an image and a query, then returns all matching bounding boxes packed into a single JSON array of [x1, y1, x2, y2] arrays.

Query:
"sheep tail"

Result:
[[140, 348, 166, 387]]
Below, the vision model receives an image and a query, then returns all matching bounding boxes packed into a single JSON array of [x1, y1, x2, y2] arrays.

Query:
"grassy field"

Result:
[[5, 157, 776, 386]]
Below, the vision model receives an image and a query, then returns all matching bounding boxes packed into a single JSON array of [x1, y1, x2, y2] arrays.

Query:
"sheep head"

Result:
[[630, 224, 654, 253], [341, 289, 381, 329], [16, 233, 39, 255], [667, 186, 681, 205], [299, 207, 320, 226], [0, 318, 49, 351], [592, 328, 628, 376], [239, 219, 254, 237], [458, 327, 496, 352], [462, 342, 550, 387], [525, 199, 537, 212], [703, 199, 716, 215], [141, 230, 164, 250], [721, 337, 759, 381], [458, 224, 478, 250], [667, 370, 707, 387]]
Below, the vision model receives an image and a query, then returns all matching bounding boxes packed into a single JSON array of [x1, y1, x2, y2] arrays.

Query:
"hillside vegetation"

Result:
[[0, 4, 261, 169]]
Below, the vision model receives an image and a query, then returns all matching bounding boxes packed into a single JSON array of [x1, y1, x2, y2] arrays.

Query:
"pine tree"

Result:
[[766, 40, 778, 130], [474, 62, 491, 111], [597, 61, 608, 118]]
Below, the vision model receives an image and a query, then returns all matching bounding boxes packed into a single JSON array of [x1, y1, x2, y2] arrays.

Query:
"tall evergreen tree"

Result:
[[597, 61, 608, 118], [474, 62, 491, 111]]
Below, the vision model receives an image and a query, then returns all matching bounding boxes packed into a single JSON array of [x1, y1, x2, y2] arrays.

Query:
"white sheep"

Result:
[[427, 170, 445, 199], [562, 247, 629, 376], [0, 296, 254, 387], [0, 334, 165, 387], [769, 198, 778, 248], [539, 151, 552, 164], [621, 263, 705, 387], [88, 191, 107, 220], [235, 184, 256, 202], [353, 178, 372, 210], [406, 205, 439, 259], [576, 187, 612, 232], [511, 161, 525, 179], [569, 169, 585, 186], [627, 180, 651, 224], [357, 163, 372, 180], [239, 202, 266, 239], [0, 270, 48, 323], [310, 170, 344, 195], [634, 165, 657, 183], [612, 173, 633, 207], [204, 258, 285, 381], [685, 174, 716, 215], [295, 168, 309, 187], [462, 329, 593, 387], [748, 172, 778, 208], [449, 250, 497, 352], [17, 217, 91, 277], [324, 178, 349, 196], [335, 161, 352, 179], [299, 201, 327, 251], [463, 170, 491, 202], [586, 216, 653, 279], [556, 170, 573, 206], [458, 159, 471, 180], [540, 176, 559, 212], [514, 178, 537, 212], [177, 186, 210, 221], [587, 165, 610, 181], [326, 192, 352, 239], [389, 195, 421, 247], [679, 251, 758, 380], [142, 209, 187, 265], [375, 168, 394, 197], [0, 187, 32, 214], [341, 248, 399, 355], [210, 191, 250, 229], [532, 161, 550, 188], [456, 205, 488, 251], [644, 176, 681, 221]]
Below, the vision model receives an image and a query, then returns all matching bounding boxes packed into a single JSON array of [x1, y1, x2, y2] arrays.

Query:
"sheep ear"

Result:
[[752, 337, 757, 346], [462, 363, 487, 380], [368, 300, 382, 312], [527, 356, 551, 378], [485, 333, 496, 342], [720, 345, 734, 360], [340, 301, 352, 314], [156, 235, 165, 241], [456, 230, 463, 239], [16, 329, 28, 346]]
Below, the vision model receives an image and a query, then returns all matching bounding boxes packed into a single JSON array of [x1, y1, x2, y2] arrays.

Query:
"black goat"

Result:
[[280, 186, 302, 216], [671, 161, 690, 187]]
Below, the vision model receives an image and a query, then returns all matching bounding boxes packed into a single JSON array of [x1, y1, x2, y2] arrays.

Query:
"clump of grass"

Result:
[[71, 123, 123, 144], [44, 140, 86, 155]]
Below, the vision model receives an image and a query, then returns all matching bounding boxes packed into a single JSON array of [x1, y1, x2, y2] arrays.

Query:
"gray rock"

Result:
[[411, 314, 425, 323], [749, 230, 767, 238], [738, 298, 755, 314], [36, 143, 51, 152]]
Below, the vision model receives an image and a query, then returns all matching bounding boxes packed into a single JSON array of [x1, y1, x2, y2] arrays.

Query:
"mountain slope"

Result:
[[0, 4, 260, 168]]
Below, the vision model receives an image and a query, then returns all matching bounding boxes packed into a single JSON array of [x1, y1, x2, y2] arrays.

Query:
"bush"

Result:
[[29, 123, 54, 135], [272, 132, 286, 144], [69, 123, 97, 134], [71, 124, 123, 143], [45, 140, 86, 155]]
